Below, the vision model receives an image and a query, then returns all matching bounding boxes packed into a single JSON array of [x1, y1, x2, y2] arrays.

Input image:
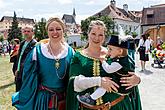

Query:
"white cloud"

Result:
[[0, 0, 5, 8], [16, 9, 23, 13], [83, 0, 108, 6], [15, 9, 24, 17], [0, 0, 165, 24], [34, 12, 91, 24], [33, 12, 63, 21], [76, 14, 90, 24], [85, 1, 95, 5], [57, 0, 72, 4], [3, 11, 13, 16], [13, 0, 25, 1]]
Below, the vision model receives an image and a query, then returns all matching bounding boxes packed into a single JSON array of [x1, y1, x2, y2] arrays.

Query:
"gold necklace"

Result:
[[48, 43, 61, 69], [48, 43, 67, 79]]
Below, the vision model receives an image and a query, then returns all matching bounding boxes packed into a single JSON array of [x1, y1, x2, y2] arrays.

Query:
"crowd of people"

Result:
[[0, 42, 12, 57], [7, 16, 162, 110]]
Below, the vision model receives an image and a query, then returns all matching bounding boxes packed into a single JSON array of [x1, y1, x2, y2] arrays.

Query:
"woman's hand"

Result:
[[101, 77, 119, 93], [120, 72, 141, 90]]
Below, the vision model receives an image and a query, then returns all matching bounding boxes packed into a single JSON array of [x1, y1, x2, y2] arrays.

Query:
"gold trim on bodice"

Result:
[[79, 50, 104, 105], [93, 60, 103, 105], [79, 51, 100, 60]]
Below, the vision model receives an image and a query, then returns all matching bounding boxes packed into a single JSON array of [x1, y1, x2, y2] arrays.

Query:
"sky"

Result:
[[0, 0, 165, 24]]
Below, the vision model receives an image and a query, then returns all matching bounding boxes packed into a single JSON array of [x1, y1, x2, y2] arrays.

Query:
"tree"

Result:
[[131, 31, 138, 38], [81, 16, 114, 40], [34, 18, 47, 41], [0, 35, 4, 42], [8, 11, 22, 41]]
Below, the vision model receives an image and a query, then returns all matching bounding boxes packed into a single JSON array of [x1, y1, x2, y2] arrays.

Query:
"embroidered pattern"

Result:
[[93, 60, 103, 105]]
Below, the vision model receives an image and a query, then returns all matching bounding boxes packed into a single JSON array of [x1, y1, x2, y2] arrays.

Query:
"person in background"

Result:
[[7, 43, 12, 55], [137, 34, 150, 72], [2, 44, 6, 57], [14, 26, 37, 91], [157, 37, 163, 50], [148, 37, 154, 51], [0, 43, 2, 56], [127, 35, 136, 60], [10, 38, 20, 74], [157, 37, 163, 45]]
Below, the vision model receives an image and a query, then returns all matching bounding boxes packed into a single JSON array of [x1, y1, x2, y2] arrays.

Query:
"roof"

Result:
[[94, 4, 141, 23], [151, 4, 165, 8], [62, 14, 76, 24], [0, 16, 35, 24]]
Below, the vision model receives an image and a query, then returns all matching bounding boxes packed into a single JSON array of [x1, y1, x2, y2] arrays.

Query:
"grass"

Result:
[[0, 55, 16, 110]]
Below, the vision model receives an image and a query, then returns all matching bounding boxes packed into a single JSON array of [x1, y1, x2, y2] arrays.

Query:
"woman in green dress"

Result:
[[12, 17, 74, 110], [66, 20, 142, 110]]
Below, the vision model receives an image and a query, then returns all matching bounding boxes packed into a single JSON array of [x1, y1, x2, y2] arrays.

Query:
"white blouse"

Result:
[[137, 39, 150, 53], [32, 42, 74, 60]]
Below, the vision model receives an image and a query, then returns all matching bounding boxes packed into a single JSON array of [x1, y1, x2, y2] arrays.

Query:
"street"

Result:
[[135, 53, 165, 110]]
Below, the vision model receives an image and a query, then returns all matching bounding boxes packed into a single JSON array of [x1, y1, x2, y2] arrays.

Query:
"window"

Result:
[[147, 14, 154, 18], [147, 10, 154, 18]]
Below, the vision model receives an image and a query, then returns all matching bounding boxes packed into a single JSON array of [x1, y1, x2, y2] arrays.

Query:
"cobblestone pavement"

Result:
[[135, 53, 165, 110]]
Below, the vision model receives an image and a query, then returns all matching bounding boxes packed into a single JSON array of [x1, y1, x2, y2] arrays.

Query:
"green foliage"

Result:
[[0, 35, 4, 42], [64, 33, 67, 38], [161, 42, 165, 50], [34, 18, 47, 41], [80, 34, 87, 41], [8, 11, 22, 41], [125, 30, 130, 35], [81, 16, 114, 39], [131, 31, 138, 38]]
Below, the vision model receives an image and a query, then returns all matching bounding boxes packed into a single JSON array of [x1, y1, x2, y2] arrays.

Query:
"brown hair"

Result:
[[14, 38, 20, 44], [84, 20, 106, 48], [88, 20, 107, 33], [46, 17, 65, 32]]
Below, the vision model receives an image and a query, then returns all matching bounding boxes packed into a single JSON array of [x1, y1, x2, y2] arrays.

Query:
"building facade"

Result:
[[141, 4, 165, 46], [66, 34, 86, 47], [93, 0, 142, 38], [62, 8, 78, 35], [0, 16, 35, 39]]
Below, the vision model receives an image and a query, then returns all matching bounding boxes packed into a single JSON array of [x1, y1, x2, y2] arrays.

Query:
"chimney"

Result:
[[110, 0, 116, 7], [123, 4, 128, 12]]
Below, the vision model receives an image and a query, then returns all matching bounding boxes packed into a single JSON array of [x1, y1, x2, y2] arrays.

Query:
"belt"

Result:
[[80, 95, 125, 110], [39, 85, 66, 109]]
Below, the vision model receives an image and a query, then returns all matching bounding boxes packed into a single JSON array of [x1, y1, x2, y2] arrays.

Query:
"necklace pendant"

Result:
[[55, 61, 60, 69]]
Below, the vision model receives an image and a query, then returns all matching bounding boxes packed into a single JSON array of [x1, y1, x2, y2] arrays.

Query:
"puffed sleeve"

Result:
[[12, 47, 38, 110]]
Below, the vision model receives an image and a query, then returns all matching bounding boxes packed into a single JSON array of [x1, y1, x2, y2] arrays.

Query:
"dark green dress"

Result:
[[66, 51, 142, 110]]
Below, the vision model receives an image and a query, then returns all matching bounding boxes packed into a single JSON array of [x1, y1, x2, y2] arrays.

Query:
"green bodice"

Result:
[[66, 51, 142, 110]]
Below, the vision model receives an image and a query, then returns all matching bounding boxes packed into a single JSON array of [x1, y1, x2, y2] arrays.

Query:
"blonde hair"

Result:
[[88, 20, 107, 33], [46, 17, 66, 43], [46, 17, 65, 32]]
